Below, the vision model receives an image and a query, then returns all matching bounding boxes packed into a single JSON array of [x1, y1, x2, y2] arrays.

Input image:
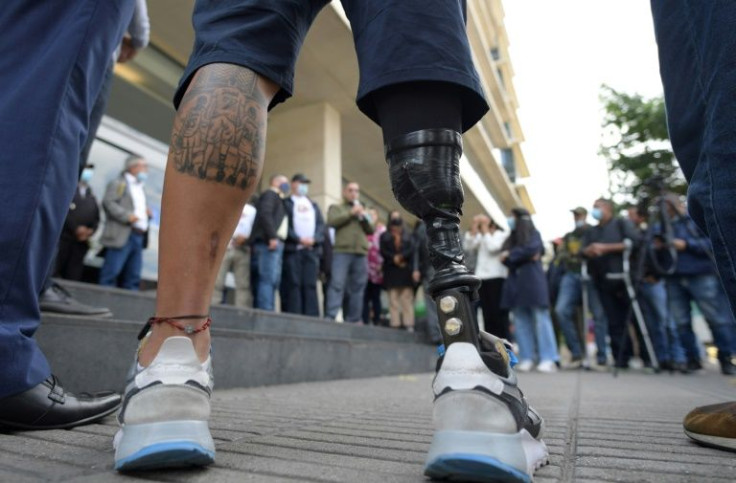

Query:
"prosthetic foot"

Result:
[[386, 129, 548, 482]]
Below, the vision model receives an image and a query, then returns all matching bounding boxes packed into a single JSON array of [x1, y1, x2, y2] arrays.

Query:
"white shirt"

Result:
[[464, 230, 508, 280], [290, 194, 316, 245], [231, 204, 257, 247], [124, 172, 148, 232]]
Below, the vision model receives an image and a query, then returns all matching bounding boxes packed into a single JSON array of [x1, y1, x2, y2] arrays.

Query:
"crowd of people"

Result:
[[53, 163, 736, 378]]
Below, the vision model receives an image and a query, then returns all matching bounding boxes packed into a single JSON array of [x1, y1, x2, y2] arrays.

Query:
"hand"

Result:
[[412, 270, 421, 283], [500, 251, 509, 262], [584, 243, 606, 258], [393, 254, 405, 267], [351, 204, 364, 217], [117, 36, 138, 63], [147, 208, 153, 219], [75, 226, 89, 242], [673, 238, 687, 251], [268, 238, 279, 251], [233, 235, 248, 246], [128, 214, 140, 224], [300, 237, 315, 247]]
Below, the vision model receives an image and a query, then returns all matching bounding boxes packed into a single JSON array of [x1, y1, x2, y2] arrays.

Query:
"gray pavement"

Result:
[[1, 367, 735, 482]]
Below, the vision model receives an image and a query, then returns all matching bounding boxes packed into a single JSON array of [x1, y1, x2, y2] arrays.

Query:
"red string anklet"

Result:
[[138, 314, 212, 340]]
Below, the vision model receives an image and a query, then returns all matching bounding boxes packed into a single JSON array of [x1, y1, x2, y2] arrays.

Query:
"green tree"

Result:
[[599, 85, 686, 203]]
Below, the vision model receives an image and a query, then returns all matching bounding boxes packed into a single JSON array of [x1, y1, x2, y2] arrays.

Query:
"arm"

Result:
[[313, 202, 326, 245], [506, 233, 543, 268], [258, 192, 279, 240], [359, 212, 375, 235], [379, 233, 395, 262], [327, 204, 352, 229], [480, 231, 506, 254], [680, 219, 713, 256], [128, 0, 150, 49], [463, 232, 480, 251], [102, 179, 133, 224]]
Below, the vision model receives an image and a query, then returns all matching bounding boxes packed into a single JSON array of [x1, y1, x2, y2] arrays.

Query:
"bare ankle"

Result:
[[138, 319, 212, 366]]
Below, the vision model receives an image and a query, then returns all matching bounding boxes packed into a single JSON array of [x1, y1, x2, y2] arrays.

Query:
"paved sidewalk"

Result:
[[1, 368, 734, 482]]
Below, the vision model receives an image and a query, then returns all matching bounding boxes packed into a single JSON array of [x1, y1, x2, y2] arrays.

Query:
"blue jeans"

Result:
[[254, 241, 284, 311], [554, 272, 608, 362], [326, 253, 367, 322], [667, 275, 736, 360], [281, 249, 320, 317], [652, 2, 736, 317], [638, 280, 683, 364], [99, 233, 144, 290], [511, 306, 559, 363]]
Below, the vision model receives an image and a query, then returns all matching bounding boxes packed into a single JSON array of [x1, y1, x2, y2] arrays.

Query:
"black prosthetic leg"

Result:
[[385, 129, 481, 349]]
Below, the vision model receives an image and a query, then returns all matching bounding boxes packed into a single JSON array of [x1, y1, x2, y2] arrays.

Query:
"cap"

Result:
[[292, 173, 311, 183], [571, 206, 587, 215]]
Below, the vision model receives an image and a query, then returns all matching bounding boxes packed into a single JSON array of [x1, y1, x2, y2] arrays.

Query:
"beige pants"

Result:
[[388, 287, 415, 328], [212, 246, 252, 307]]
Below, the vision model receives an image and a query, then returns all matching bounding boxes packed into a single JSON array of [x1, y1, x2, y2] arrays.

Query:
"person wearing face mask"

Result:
[[554, 207, 610, 368], [281, 173, 325, 316], [54, 164, 101, 282], [250, 174, 289, 311], [99, 155, 152, 290], [582, 198, 642, 369]]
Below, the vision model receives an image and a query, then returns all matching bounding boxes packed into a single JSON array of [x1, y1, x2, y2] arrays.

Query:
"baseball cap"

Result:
[[292, 173, 311, 183]]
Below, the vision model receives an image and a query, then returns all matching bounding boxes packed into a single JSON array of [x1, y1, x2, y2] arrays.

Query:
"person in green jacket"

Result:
[[325, 182, 374, 322]]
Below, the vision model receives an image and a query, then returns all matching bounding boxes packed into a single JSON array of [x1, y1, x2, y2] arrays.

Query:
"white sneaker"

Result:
[[424, 336, 549, 482], [516, 359, 534, 373], [536, 360, 558, 374], [113, 336, 215, 471]]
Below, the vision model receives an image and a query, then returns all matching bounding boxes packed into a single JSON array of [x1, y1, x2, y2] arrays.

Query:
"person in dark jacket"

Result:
[[55, 165, 100, 281], [380, 211, 417, 331], [656, 196, 736, 375], [281, 173, 325, 317], [501, 208, 559, 373], [250, 174, 288, 311]]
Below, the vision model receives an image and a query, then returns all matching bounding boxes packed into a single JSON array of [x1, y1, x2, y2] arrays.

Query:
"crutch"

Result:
[[580, 261, 594, 369], [606, 238, 659, 373]]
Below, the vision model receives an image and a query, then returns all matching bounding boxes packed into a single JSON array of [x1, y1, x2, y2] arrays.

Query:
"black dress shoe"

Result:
[[40, 283, 112, 317], [0, 376, 121, 430]]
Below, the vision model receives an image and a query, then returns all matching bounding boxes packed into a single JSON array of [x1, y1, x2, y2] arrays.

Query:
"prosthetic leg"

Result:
[[385, 129, 481, 350]]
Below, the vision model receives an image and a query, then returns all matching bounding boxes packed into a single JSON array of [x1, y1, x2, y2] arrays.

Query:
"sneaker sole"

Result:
[[424, 430, 549, 483], [114, 420, 215, 472], [685, 430, 736, 453]]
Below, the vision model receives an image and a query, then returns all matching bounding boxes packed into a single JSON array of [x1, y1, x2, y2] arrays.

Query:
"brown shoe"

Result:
[[683, 402, 736, 452]]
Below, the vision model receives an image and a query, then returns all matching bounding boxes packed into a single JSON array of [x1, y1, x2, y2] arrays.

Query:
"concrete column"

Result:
[[264, 102, 342, 213]]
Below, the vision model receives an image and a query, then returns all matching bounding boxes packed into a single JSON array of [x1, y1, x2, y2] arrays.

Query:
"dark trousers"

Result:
[[282, 249, 320, 317], [478, 277, 509, 340], [597, 285, 633, 367], [99, 233, 144, 291], [363, 281, 383, 324], [0, 0, 133, 399], [55, 237, 90, 282]]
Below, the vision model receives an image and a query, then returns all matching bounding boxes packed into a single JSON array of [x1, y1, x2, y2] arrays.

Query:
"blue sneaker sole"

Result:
[[115, 441, 215, 472], [425, 453, 532, 483]]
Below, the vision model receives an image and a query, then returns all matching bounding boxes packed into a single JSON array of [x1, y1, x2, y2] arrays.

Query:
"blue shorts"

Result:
[[174, 0, 488, 132]]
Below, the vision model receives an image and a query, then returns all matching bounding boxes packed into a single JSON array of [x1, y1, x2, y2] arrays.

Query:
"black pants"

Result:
[[55, 237, 89, 281], [363, 281, 383, 325], [478, 278, 510, 340], [281, 249, 320, 317], [597, 285, 633, 367]]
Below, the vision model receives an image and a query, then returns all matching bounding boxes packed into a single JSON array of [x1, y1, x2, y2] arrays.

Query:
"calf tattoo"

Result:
[[171, 65, 267, 190]]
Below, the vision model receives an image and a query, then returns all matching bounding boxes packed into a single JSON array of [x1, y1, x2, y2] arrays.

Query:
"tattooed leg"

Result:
[[137, 64, 279, 366]]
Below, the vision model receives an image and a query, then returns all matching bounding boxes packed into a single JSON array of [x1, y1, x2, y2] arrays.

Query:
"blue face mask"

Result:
[[575, 220, 585, 228], [297, 183, 309, 196], [280, 182, 290, 194], [80, 168, 94, 183], [507, 217, 516, 230], [136, 171, 148, 183], [591, 207, 603, 221]]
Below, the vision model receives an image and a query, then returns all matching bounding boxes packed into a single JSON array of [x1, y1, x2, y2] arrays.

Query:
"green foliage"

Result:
[[599, 85, 686, 203]]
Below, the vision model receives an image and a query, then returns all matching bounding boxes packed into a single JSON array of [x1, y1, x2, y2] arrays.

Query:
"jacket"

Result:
[[500, 229, 549, 309], [100, 174, 147, 249], [61, 185, 100, 242], [283, 195, 325, 255], [666, 216, 716, 277], [379, 227, 416, 289], [327, 201, 375, 255], [250, 189, 286, 244]]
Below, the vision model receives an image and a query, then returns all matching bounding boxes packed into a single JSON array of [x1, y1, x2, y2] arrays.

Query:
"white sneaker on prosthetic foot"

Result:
[[114, 336, 215, 471], [424, 332, 549, 482]]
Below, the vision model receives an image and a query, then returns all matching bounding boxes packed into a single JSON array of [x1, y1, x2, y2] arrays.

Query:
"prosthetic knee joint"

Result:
[[385, 129, 480, 348]]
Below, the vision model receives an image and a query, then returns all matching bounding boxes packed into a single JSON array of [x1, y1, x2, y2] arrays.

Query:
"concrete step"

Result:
[[58, 279, 421, 344], [36, 285, 438, 393]]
